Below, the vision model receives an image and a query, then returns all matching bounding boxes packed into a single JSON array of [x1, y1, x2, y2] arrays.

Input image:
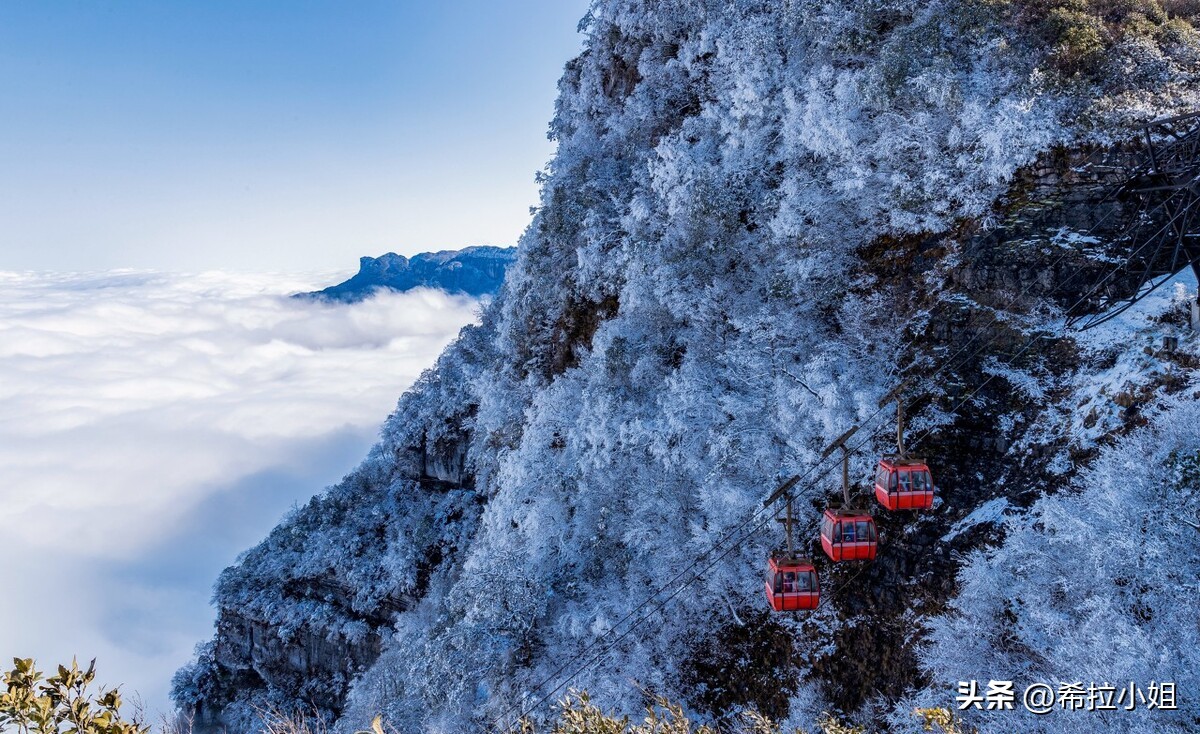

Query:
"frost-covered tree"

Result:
[[176, 1, 1200, 732], [905, 395, 1200, 734]]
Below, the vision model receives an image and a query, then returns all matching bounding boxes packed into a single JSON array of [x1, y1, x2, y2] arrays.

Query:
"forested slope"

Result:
[[175, 2, 1200, 732]]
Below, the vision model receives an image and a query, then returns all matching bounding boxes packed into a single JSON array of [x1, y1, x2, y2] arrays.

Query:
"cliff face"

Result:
[[176, 2, 1200, 733]]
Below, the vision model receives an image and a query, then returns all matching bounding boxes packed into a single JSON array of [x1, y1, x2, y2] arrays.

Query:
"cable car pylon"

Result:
[[762, 475, 819, 611], [874, 383, 936, 511], [818, 426, 878, 562]]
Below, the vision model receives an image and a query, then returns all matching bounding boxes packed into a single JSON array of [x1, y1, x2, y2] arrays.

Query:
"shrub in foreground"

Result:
[[0, 658, 147, 734]]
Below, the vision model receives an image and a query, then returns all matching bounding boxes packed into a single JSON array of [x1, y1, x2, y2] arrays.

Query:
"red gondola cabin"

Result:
[[764, 555, 819, 611], [875, 458, 934, 511], [819, 509, 877, 561]]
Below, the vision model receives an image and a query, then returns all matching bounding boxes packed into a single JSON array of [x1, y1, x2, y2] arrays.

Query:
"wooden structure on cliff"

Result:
[[1071, 111, 1200, 329]]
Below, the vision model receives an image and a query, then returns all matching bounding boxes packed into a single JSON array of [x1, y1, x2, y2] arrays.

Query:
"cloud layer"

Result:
[[0, 269, 480, 718]]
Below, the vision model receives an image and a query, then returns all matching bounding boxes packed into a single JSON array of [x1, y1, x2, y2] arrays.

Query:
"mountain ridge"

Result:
[[298, 246, 516, 302]]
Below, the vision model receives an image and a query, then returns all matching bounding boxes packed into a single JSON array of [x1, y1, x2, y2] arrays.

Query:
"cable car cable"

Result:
[[491, 226, 1171, 732], [490, 223, 1171, 731], [489, 166, 1184, 732]]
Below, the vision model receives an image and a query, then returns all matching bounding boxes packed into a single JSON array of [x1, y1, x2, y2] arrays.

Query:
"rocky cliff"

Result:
[[176, 2, 1200, 733]]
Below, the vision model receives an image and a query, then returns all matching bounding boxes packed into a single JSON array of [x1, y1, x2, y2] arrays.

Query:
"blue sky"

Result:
[[0, 1, 589, 270], [0, 1, 589, 713]]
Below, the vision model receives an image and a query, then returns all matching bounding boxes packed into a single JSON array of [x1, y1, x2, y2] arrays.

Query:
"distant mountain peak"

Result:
[[298, 246, 516, 303]]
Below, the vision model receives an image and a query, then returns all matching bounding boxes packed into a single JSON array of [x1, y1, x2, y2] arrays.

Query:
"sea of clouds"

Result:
[[0, 269, 482, 720]]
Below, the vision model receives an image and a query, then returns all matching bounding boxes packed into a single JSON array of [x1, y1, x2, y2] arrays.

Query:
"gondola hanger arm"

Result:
[[820, 425, 860, 461], [764, 474, 801, 508]]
